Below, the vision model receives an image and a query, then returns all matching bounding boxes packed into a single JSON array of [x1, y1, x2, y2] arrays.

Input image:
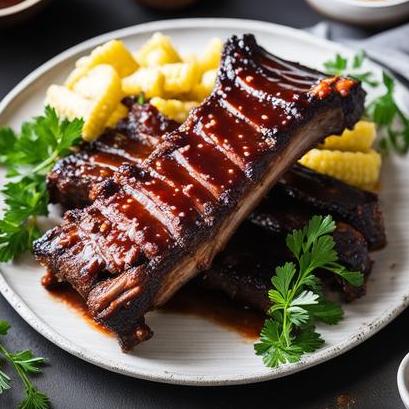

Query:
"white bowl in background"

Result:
[[398, 352, 409, 409], [306, 0, 409, 27], [0, 0, 48, 26]]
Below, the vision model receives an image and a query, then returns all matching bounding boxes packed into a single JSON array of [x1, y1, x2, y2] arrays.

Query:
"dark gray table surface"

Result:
[[0, 1, 408, 408]]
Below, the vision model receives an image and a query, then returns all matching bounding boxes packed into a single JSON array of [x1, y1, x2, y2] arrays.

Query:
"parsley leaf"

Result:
[[0, 321, 10, 336], [0, 128, 17, 165], [367, 72, 409, 154], [323, 51, 379, 88], [323, 53, 409, 155], [0, 107, 83, 262], [0, 320, 49, 408], [255, 215, 363, 368]]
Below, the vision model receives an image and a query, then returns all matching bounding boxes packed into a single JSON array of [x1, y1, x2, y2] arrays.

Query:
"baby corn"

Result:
[[299, 148, 381, 190]]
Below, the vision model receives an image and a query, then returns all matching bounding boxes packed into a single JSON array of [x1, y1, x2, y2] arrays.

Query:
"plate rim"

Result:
[[1, 17, 408, 386]]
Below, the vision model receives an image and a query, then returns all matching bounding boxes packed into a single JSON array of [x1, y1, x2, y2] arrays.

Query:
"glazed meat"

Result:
[[252, 164, 386, 251], [34, 34, 365, 350], [201, 164, 384, 309], [200, 213, 372, 312], [271, 165, 386, 250], [47, 102, 178, 209]]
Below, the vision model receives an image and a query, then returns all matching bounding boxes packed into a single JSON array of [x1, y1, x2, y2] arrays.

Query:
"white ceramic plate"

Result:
[[1, 18, 409, 386]]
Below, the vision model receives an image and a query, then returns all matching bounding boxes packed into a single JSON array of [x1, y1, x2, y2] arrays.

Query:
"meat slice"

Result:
[[200, 219, 371, 313], [34, 34, 365, 350], [251, 164, 386, 251], [271, 164, 386, 250], [47, 103, 178, 209], [201, 165, 382, 309]]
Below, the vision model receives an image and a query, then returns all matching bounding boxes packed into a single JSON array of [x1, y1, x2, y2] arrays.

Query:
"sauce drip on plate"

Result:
[[50, 284, 264, 340]]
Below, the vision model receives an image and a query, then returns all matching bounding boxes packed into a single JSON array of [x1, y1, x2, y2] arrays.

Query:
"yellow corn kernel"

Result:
[[184, 68, 218, 102], [160, 62, 199, 95], [136, 33, 181, 67], [150, 97, 198, 123], [187, 83, 210, 102], [49, 65, 123, 141], [320, 121, 376, 152], [65, 40, 138, 88], [122, 67, 164, 98], [299, 148, 381, 190], [106, 103, 128, 128], [46, 85, 92, 120], [197, 38, 223, 73], [201, 68, 217, 92]]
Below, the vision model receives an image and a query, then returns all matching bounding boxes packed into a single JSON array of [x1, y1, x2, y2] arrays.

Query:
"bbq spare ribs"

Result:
[[46, 102, 384, 305], [34, 34, 365, 350]]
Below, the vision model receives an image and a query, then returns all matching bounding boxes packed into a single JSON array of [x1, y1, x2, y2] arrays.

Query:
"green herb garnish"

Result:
[[323, 51, 409, 154], [0, 320, 49, 408], [323, 51, 379, 88], [254, 215, 363, 368], [0, 106, 83, 262]]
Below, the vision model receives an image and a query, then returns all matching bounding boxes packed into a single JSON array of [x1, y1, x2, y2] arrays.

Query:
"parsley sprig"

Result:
[[323, 51, 379, 88], [254, 215, 363, 368], [324, 51, 409, 154], [0, 107, 83, 262], [0, 320, 49, 408]]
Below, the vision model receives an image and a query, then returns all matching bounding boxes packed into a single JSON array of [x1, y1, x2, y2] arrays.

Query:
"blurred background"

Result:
[[2, 0, 407, 100]]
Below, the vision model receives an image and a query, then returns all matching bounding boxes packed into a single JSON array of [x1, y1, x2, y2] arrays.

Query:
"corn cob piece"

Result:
[[299, 148, 381, 190], [106, 103, 129, 128], [122, 67, 164, 98], [184, 68, 218, 101], [48, 65, 123, 141], [160, 62, 199, 95], [202, 68, 218, 90], [197, 38, 223, 73], [65, 40, 138, 88], [320, 120, 376, 152], [187, 83, 210, 102], [150, 97, 198, 123], [46, 85, 92, 120], [136, 33, 181, 67]]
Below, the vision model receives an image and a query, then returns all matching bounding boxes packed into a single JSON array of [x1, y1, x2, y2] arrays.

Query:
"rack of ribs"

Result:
[[46, 104, 385, 305], [34, 34, 365, 350]]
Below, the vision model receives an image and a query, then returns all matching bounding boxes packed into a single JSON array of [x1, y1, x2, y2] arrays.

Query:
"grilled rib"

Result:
[[34, 34, 365, 350], [200, 202, 372, 313], [47, 106, 383, 303], [47, 102, 178, 209]]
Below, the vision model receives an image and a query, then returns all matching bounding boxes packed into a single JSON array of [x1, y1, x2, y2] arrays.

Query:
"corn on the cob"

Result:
[[150, 97, 198, 123], [48, 65, 123, 141], [186, 83, 210, 102], [65, 40, 138, 88], [106, 103, 129, 128], [184, 68, 218, 101], [197, 38, 223, 73], [299, 148, 381, 190], [136, 33, 181, 67], [46, 85, 92, 120], [122, 67, 164, 98], [320, 120, 376, 152], [160, 62, 199, 95], [201, 68, 217, 90]]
